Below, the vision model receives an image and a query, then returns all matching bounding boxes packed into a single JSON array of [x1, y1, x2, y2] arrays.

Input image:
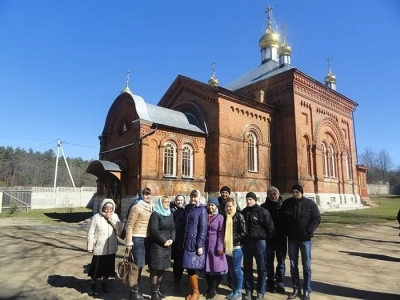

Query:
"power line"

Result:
[[32, 140, 57, 150], [0, 135, 57, 142], [62, 141, 99, 149]]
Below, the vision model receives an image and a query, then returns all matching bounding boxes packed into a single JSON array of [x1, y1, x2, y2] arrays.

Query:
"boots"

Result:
[[88, 283, 99, 297], [101, 281, 110, 293], [151, 284, 161, 300], [203, 274, 211, 297], [206, 276, 217, 300], [129, 285, 145, 300], [186, 274, 200, 300]]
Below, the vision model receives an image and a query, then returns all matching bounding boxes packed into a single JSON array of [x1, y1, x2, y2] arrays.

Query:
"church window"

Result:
[[163, 142, 176, 176], [329, 145, 336, 178], [345, 152, 351, 180], [322, 143, 328, 177], [182, 145, 193, 178], [247, 132, 258, 172]]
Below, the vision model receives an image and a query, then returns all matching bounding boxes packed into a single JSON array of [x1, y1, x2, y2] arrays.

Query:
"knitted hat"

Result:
[[245, 192, 257, 201], [207, 198, 220, 207], [267, 186, 280, 195], [291, 184, 304, 195], [220, 186, 231, 194]]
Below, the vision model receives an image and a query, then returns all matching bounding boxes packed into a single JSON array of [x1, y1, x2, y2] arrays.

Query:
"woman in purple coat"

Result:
[[181, 189, 208, 300], [203, 198, 228, 300]]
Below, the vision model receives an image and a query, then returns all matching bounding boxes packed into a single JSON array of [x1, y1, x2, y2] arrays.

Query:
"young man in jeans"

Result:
[[281, 185, 321, 300]]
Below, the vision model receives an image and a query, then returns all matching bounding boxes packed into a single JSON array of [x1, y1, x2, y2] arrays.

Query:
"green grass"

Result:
[[321, 195, 400, 227], [0, 207, 93, 224]]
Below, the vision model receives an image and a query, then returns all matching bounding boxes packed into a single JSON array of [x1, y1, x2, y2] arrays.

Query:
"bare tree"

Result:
[[358, 147, 377, 183], [376, 149, 393, 183]]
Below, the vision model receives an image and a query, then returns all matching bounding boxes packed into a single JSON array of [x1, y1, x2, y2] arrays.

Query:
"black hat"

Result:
[[220, 186, 231, 194], [291, 184, 304, 195], [245, 192, 257, 201]]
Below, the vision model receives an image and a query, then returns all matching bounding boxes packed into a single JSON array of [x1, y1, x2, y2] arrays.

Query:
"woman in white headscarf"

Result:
[[87, 198, 122, 297]]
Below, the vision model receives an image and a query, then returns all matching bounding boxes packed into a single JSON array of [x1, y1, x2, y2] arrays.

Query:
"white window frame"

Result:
[[181, 144, 193, 178], [247, 132, 258, 172], [163, 142, 177, 176], [322, 143, 328, 177], [329, 144, 336, 178]]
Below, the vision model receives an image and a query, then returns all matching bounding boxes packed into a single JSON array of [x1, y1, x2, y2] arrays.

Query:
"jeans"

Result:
[[288, 239, 312, 293], [243, 239, 267, 296], [266, 240, 287, 288], [226, 248, 243, 293]]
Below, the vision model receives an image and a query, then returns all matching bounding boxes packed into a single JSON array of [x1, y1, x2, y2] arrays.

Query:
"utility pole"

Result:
[[53, 139, 76, 190]]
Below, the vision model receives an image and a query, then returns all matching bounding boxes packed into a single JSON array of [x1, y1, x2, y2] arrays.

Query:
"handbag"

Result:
[[116, 250, 139, 287], [102, 214, 126, 240]]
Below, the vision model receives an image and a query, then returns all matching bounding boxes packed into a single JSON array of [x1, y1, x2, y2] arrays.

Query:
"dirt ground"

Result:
[[0, 217, 399, 300]]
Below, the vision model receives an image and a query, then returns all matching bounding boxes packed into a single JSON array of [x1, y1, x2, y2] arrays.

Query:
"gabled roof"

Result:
[[225, 60, 294, 91]]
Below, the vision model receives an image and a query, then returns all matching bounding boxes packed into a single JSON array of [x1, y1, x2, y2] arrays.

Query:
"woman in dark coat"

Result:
[[148, 196, 175, 300], [180, 189, 208, 300], [172, 193, 186, 295]]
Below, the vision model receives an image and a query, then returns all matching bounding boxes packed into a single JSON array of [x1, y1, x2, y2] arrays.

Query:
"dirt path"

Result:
[[0, 218, 399, 300]]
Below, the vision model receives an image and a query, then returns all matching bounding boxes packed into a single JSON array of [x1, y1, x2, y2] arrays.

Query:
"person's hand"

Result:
[[126, 246, 132, 250], [197, 247, 203, 256], [88, 250, 93, 254], [104, 211, 112, 219], [217, 250, 223, 256]]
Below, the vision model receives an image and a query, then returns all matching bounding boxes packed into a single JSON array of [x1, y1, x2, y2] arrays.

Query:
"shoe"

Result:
[[303, 291, 310, 300], [88, 283, 99, 298], [267, 285, 276, 293], [276, 286, 286, 294], [130, 286, 145, 300], [151, 291, 160, 300], [206, 276, 217, 300], [186, 274, 200, 300], [231, 291, 242, 300], [157, 289, 166, 299], [287, 289, 301, 299], [101, 282, 110, 293], [255, 294, 264, 300], [226, 291, 235, 299], [244, 291, 252, 300]]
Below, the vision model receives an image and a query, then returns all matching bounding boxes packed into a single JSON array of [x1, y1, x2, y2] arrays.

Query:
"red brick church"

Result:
[[87, 7, 364, 211]]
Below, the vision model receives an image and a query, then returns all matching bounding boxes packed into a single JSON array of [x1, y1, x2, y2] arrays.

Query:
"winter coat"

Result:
[[241, 204, 275, 241], [261, 197, 286, 245], [148, 211, 175, 270], [125, 201, 152, 246], [281, 196, 321, 242], [218, 196, 241, 215], [227, 212, 247, 247], [181, 204, 208, 270], [204, 214, 228, 273], [87, 199, 122, 256], [172, 206, 186, 263], [397, 209, 400, 224]]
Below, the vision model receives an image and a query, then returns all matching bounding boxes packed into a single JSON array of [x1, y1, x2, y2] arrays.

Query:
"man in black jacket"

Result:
[[218, 186, 241, 214], [281, 184, 321, 300], [242, 192, 275, 300], [261, 186, 287, 294]]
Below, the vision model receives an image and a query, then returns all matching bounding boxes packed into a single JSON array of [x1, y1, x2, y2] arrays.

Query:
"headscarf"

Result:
[[154, 196, 171, 217], [190, 189, 205, 207], [174, 193, 186, 207], [224, 197, 236, 256]]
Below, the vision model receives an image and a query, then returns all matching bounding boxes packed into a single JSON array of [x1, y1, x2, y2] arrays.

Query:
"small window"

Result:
[[329, 145, 336, 178], [182, 145, 193, 178], [247, 132, 258, 172], [163, 142, 176, 176], [321, 143, 328, 177]]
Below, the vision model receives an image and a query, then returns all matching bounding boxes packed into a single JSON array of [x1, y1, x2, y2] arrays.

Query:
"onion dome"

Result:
[[324, 72, 336, 84], [208, 62, 219, 86], [278, 42, 292, 56], [259, 28, 280, 49]]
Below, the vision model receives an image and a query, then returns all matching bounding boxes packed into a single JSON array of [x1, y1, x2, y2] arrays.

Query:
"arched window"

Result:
[[321, 143, 328, 177], [163, 142, 176, 176], [182, 145, 193, 178], [303, 135, 312, 176], [247, 132, 258, 172], [329, 145, 336, 178]]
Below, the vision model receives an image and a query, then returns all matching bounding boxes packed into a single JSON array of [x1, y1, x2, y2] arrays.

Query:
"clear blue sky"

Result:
[[1, 0, 399, 166]]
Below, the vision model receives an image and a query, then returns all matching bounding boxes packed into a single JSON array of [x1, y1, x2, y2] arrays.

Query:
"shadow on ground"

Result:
[[44, 212, 92, 223], [339, 250, 400, 262]]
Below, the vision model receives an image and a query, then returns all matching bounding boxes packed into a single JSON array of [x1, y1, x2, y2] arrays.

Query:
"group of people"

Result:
[[86, 184, 321, 300]]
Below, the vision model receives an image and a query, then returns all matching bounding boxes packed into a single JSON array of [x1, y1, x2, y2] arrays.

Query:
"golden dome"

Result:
[[278, 42, 292, 56], [208, 76, 219, 86], [324, 72, 336, 83], [259, 28, 280, 49]]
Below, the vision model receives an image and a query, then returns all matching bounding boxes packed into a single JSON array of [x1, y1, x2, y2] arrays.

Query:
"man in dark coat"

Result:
[[218, 186, 240, 214], [261, 186, 287, 294], [281, 184, 321, 300], [242, 192, 275, 300]]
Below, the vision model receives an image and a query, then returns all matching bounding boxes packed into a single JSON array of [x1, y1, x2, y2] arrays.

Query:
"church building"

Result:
[[87, 7, 364, 212]]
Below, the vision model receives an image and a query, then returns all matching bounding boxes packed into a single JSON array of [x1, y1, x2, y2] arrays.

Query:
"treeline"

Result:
[[0, 146, 96, 187], [358, 147, 400, 185]]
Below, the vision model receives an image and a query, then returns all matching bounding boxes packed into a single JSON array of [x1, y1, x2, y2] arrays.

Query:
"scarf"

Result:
[[137, 199, 153, 212], [224, 200, 236, 256], [154, 197, 171, 217]]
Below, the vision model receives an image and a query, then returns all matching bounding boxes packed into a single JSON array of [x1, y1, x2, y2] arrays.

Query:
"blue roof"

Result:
[[225, 60, 294, 91]]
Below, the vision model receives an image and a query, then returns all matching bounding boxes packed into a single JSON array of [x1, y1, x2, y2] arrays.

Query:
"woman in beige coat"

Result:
[[125, 187, 153, 300], [87, 198, 122, 297]]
